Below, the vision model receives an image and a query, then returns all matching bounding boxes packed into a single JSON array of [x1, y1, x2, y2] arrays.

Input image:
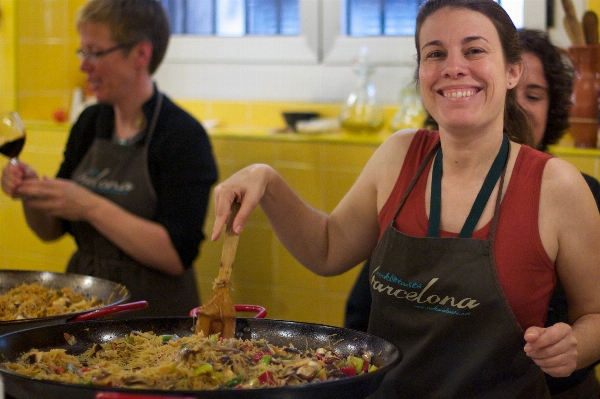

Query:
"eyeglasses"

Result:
[[76, 44, 131, 62]]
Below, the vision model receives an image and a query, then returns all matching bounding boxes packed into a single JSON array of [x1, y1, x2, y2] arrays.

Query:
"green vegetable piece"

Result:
[[347, 355, 364, 374], [225, 375, 245, 388], [160, 334, 172, 342], [260, 355, 271, 364]]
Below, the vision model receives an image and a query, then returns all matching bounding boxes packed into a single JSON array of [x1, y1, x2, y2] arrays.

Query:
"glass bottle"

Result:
[[388, 83, 427, 132], [339, 47, 384, 134]]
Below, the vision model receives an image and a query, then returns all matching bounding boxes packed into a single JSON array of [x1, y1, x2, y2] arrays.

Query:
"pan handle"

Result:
[[95, 393, 196, 399], [189, 304, 267, 319], [69, 301, 149, 322]]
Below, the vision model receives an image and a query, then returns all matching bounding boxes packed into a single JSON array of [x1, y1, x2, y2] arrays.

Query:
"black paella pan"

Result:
[[0, 317, 402, 399], [0, 270, 147, 335]]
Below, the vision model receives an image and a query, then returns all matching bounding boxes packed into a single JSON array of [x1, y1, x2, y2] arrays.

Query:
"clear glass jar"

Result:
[[339, 47, 384, 134], [389, 84, 427, 132]]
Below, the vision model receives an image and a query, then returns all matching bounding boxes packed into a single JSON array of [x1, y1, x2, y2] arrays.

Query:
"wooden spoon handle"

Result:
[[561, 0, 586, 45], [216, 201, 241, 284], [583, 11, 599, 45]]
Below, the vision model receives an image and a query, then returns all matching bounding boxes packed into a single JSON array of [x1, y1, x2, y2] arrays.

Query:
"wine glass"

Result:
[[0, 111, 26, 165]]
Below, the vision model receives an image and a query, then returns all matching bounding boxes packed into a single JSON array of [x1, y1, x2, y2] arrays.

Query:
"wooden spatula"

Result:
[[195, 201, 241, 338]]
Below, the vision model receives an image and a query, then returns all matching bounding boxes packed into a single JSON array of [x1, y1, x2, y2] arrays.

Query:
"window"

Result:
[[160, 0, 300, 36], [343, 0, 525, 38], [161, 0, 538, 65]]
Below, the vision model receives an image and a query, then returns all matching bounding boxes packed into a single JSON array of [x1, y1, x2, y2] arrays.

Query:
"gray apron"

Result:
[[369, 136, 550, 398], [66, 94, 200, 317]]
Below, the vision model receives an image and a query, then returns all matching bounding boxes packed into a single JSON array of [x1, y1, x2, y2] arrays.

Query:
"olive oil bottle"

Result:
[[340, 47, 384, 134]]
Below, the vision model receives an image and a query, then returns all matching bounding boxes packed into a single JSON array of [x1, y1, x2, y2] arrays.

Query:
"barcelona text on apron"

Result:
[[368, 135, 550, 398], [67, 94, 200, 317]]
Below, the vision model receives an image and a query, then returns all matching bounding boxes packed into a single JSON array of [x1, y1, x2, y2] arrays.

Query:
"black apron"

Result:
[[66, 94, 200, 317], [368, 136, 550, 398]]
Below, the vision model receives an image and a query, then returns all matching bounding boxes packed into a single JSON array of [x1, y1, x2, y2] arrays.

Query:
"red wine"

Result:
[[0, 136, 25, 158]]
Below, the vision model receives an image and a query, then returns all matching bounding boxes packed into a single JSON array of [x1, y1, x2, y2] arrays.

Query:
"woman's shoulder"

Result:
[[157, 94, 204, 132], [380, 128, 436, 152]]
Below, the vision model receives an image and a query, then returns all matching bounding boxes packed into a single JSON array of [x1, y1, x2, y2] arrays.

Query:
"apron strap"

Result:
[[145, 93, 163, 147], [428, 134, 510, 238]]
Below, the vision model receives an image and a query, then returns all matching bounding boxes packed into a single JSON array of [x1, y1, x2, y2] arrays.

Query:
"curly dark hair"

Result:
[[517, 29, 574, 151]]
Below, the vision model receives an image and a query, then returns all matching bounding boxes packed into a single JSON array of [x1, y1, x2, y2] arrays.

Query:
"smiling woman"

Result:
[[205, 0, 600, 397]]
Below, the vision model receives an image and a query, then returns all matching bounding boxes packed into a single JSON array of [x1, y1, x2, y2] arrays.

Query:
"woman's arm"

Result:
[[525, 158, 600, 375], [19, 177, 184, 275], [212, 130, 416, 276]]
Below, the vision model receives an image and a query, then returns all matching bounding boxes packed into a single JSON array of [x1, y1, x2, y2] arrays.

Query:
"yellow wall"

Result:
[[589, 0, 600, 18], [0, 0, 16, 112], [2, 0, 87, 119]]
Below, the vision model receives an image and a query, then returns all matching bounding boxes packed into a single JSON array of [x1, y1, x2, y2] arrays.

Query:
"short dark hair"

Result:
[[518, 29, 574, 151], [76, 0, 170, 75], [414, 0, 533, 146]]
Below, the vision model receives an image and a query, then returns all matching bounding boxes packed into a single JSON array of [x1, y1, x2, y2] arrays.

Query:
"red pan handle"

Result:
[[189, 304, 267, 318], [70, 301, 148, 322], [95, 393, 196, 399]]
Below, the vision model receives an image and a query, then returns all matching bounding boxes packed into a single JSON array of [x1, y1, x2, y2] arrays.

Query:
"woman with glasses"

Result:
[[0, 0, 218, 317]]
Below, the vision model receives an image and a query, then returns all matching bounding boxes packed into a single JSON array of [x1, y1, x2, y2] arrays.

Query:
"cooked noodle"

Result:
[[0, 283, 103, 321], [0, 331, 377, 390]]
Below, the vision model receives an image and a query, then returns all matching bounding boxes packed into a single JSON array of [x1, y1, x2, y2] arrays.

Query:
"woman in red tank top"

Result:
[[211, 1, 600, 397]]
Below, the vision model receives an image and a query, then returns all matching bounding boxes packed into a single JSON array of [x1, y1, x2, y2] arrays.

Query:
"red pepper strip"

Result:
[[252, 351, 266, 363], [340, 365, 357, 377], [258, 370, 275, 385], [362, 360, 369, 373]]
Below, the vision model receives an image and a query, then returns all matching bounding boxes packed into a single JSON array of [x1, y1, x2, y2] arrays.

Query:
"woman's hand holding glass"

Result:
[[1, 161, 39, 198]]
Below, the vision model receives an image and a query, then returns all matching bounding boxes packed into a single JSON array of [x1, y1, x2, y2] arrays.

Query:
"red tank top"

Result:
[[378, 130, 556, 330]]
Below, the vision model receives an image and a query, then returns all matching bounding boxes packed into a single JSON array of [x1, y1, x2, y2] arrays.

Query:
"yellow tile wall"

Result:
[[0, 0, 16, 112], [13, 0, 87, 120]]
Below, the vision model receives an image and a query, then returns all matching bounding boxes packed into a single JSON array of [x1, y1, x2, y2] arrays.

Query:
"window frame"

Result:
[[164, 0, 320, 65], [163, 0, 546, 67]]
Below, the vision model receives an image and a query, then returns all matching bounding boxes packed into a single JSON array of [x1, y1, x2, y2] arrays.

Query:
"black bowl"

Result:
[[282, 111, 319, 131]]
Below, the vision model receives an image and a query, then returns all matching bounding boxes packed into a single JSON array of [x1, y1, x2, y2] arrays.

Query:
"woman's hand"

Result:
[[211, 164, 275, 241], [1, 161, 39, 197], [18, 177, 99, 221], [523, 323, 578, 377]]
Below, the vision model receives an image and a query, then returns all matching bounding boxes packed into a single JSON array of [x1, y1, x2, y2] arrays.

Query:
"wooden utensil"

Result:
[[562, 0, 586, 45], [583, 10, 599, 45], [195, 201, 241, 338]]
